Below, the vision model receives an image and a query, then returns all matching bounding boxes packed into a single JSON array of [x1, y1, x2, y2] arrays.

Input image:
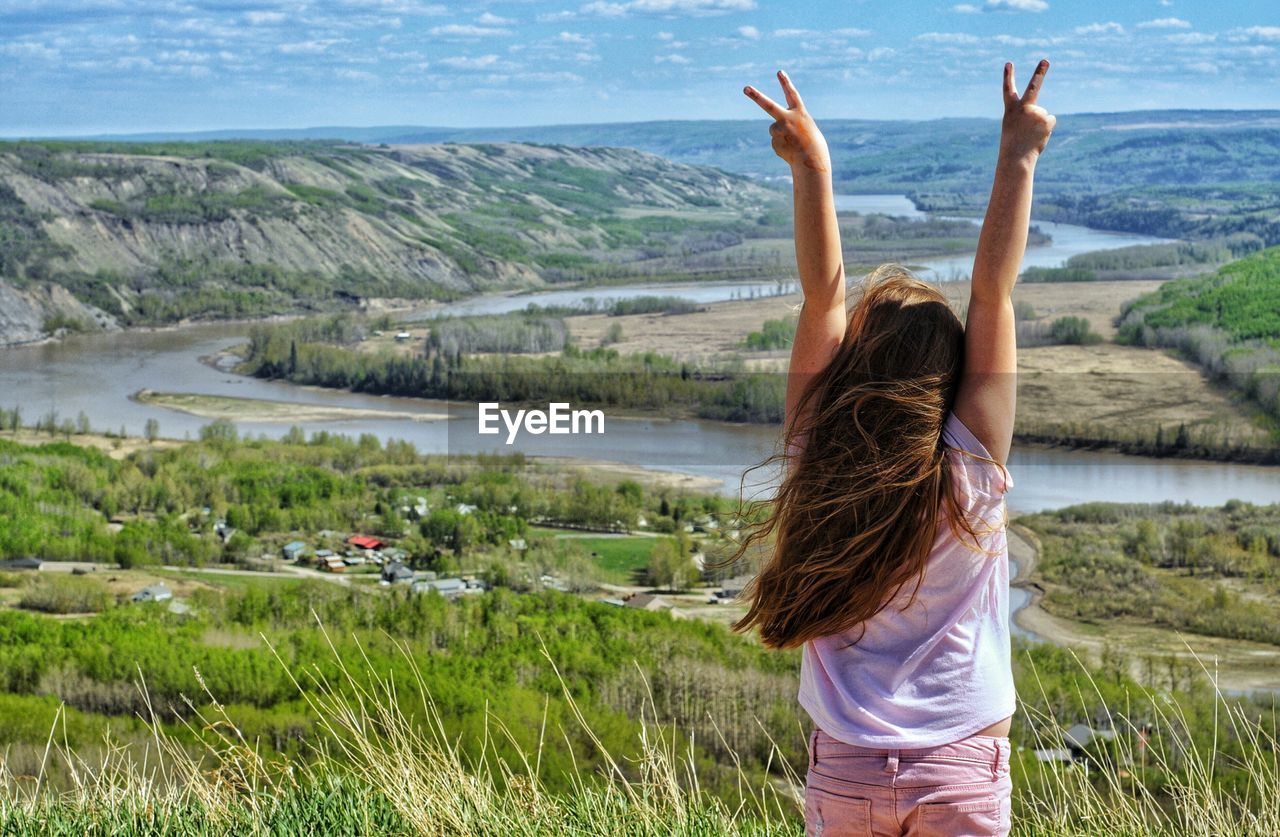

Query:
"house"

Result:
[[281, 540, 307, 561], [214, 521, 235, 544], [344, 554, 367, 566], [412, 577, 466, 597], [348, 535, 385, 551], [394, 331, 412, 342], [132, 584, 173, 603], [1063, 724, 1116, 757], [322, 557, 347, 573], [625, 593, 672, 612], [381, 561, 414, 584], [0, 557, 43, 571], [716, 574, 755, 600], [508, 538, 527, 551]]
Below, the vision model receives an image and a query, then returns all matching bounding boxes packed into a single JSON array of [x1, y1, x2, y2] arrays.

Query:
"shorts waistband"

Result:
[[809, 728, 1011, 771]]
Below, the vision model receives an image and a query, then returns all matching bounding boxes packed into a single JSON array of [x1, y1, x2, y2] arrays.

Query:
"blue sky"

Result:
[[1, 0, 1278, 135]]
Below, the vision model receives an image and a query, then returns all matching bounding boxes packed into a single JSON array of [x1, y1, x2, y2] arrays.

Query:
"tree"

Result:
[[647, 536, 696, 591], [144, 418, 160, 443]]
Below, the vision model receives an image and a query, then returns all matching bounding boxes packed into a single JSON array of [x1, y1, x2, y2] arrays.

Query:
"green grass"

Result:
[[562, 535, 657, 583]]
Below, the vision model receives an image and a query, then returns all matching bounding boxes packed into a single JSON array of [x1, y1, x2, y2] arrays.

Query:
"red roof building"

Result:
[[348, 535, 385, 550]]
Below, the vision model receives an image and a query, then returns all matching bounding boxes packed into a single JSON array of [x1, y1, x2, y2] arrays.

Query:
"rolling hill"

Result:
[[79, 110, 1280, 243], [0, 140, 781, 344]]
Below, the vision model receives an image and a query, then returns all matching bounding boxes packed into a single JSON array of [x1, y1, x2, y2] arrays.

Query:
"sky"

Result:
[[1, 0, 1278, 135]]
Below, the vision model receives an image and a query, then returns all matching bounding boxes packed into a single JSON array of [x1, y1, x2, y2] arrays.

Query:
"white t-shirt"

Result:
[[797, 412, 1015, 748]]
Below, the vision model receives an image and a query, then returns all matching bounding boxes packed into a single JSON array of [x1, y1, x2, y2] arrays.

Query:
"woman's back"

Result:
[[798, 413, 1014, 748]]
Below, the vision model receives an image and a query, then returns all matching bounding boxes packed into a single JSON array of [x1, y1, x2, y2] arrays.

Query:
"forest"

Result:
[[241, 316, 789, 424], [1019, 500, 1280, 646]]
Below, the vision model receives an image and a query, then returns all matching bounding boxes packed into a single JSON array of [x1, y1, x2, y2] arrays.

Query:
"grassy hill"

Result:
[[88, 111, 1280, 245], [0, 140, 782, 340], [1119, 245, 1280, 423]]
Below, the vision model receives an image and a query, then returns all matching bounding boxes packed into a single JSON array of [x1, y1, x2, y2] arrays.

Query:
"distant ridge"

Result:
[[32, 110, 1280, 196]]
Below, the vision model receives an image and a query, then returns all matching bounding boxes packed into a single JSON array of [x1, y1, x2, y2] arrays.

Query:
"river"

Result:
[[0, 196, 1275, 516]]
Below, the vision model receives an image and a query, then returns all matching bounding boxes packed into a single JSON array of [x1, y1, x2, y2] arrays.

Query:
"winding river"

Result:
[[0, 196, 1274, 518]]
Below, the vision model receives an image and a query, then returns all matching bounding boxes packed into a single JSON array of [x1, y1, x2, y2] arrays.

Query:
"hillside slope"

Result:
[[0, 141, 780, 343], [96, 111, 1280, 244]]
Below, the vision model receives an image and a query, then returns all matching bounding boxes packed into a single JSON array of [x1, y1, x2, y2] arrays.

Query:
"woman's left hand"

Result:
[[744, 71, 831, 173]]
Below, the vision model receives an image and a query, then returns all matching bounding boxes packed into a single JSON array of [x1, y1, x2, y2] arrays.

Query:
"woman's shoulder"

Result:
[[942, 412, 1013, 498]]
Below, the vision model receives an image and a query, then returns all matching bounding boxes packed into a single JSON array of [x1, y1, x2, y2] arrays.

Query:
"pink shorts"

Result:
[[804, 728, 1012, 836]]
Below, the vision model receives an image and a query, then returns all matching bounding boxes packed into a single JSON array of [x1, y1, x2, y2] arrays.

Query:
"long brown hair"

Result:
[[731, 266, 974, 650]]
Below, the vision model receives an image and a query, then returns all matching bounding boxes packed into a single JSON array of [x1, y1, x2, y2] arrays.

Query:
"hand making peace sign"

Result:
[[743, 71, 831, 173], [1001, 60, 1056, 161]]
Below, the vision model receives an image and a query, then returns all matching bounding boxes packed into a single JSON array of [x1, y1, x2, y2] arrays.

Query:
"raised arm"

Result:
[[744, 72, 845, 433], [953, 60, 1055, 464]]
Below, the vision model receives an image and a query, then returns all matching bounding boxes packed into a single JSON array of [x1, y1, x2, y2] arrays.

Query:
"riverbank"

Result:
[[1008, 518, 1280, 694], [132, 389, 449, 424]]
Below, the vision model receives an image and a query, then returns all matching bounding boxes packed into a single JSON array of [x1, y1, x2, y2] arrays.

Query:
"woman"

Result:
[[737, 62, 1055, 836]]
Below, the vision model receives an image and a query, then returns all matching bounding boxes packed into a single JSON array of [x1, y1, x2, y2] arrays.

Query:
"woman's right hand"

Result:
[[744, 71, 831, 174], [1000, 60, 1056, 163]]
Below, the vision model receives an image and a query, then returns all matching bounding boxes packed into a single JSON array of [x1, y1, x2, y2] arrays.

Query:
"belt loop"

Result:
[[992, 740, 1002, 780], [884, 750, 899, 774], [809, 729, 819, 769]]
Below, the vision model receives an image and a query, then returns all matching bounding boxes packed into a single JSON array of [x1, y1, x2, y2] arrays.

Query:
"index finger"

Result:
[[744, 85, 787, 119], [1022, 59, 1049, 104]]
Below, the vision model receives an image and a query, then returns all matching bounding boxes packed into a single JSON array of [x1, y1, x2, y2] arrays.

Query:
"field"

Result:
[[566, 279, 1166, 359], [560, 277, 1275, 453], [527, 529, 656, 584]]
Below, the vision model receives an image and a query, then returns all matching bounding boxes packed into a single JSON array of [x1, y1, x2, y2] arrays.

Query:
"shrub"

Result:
[[17, 575, 112, 614]]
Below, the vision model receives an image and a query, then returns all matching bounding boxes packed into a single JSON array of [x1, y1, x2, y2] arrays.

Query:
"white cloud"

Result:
[[1137, 17, 1191, 29], [1165, 32, 1215, 44], [244, 11, 286, 25], [654, 53, 691, 63], [915, 31, 982, 44], [157, 49, 211, 63], [336, 68, 377, 81], [557, 31, 592, 44], [738, 25, 759, 39], [580, 1, 626, 15], [983, 0, 1048, 12], [657, 31, 675, 40], [1074, 22, 1125, 36], [1242, 26, 1280, 40], [430, 24, 512, 37], [772, 27, 868, 39], [0, 40, 60, 61], [476, 12, 514, 25], [1185, 61, 1218, 74], [581, 0, 755, 17], [953, 3, 979, 13], [438, 54, 502, 69], [278, 39, 341, 55]]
